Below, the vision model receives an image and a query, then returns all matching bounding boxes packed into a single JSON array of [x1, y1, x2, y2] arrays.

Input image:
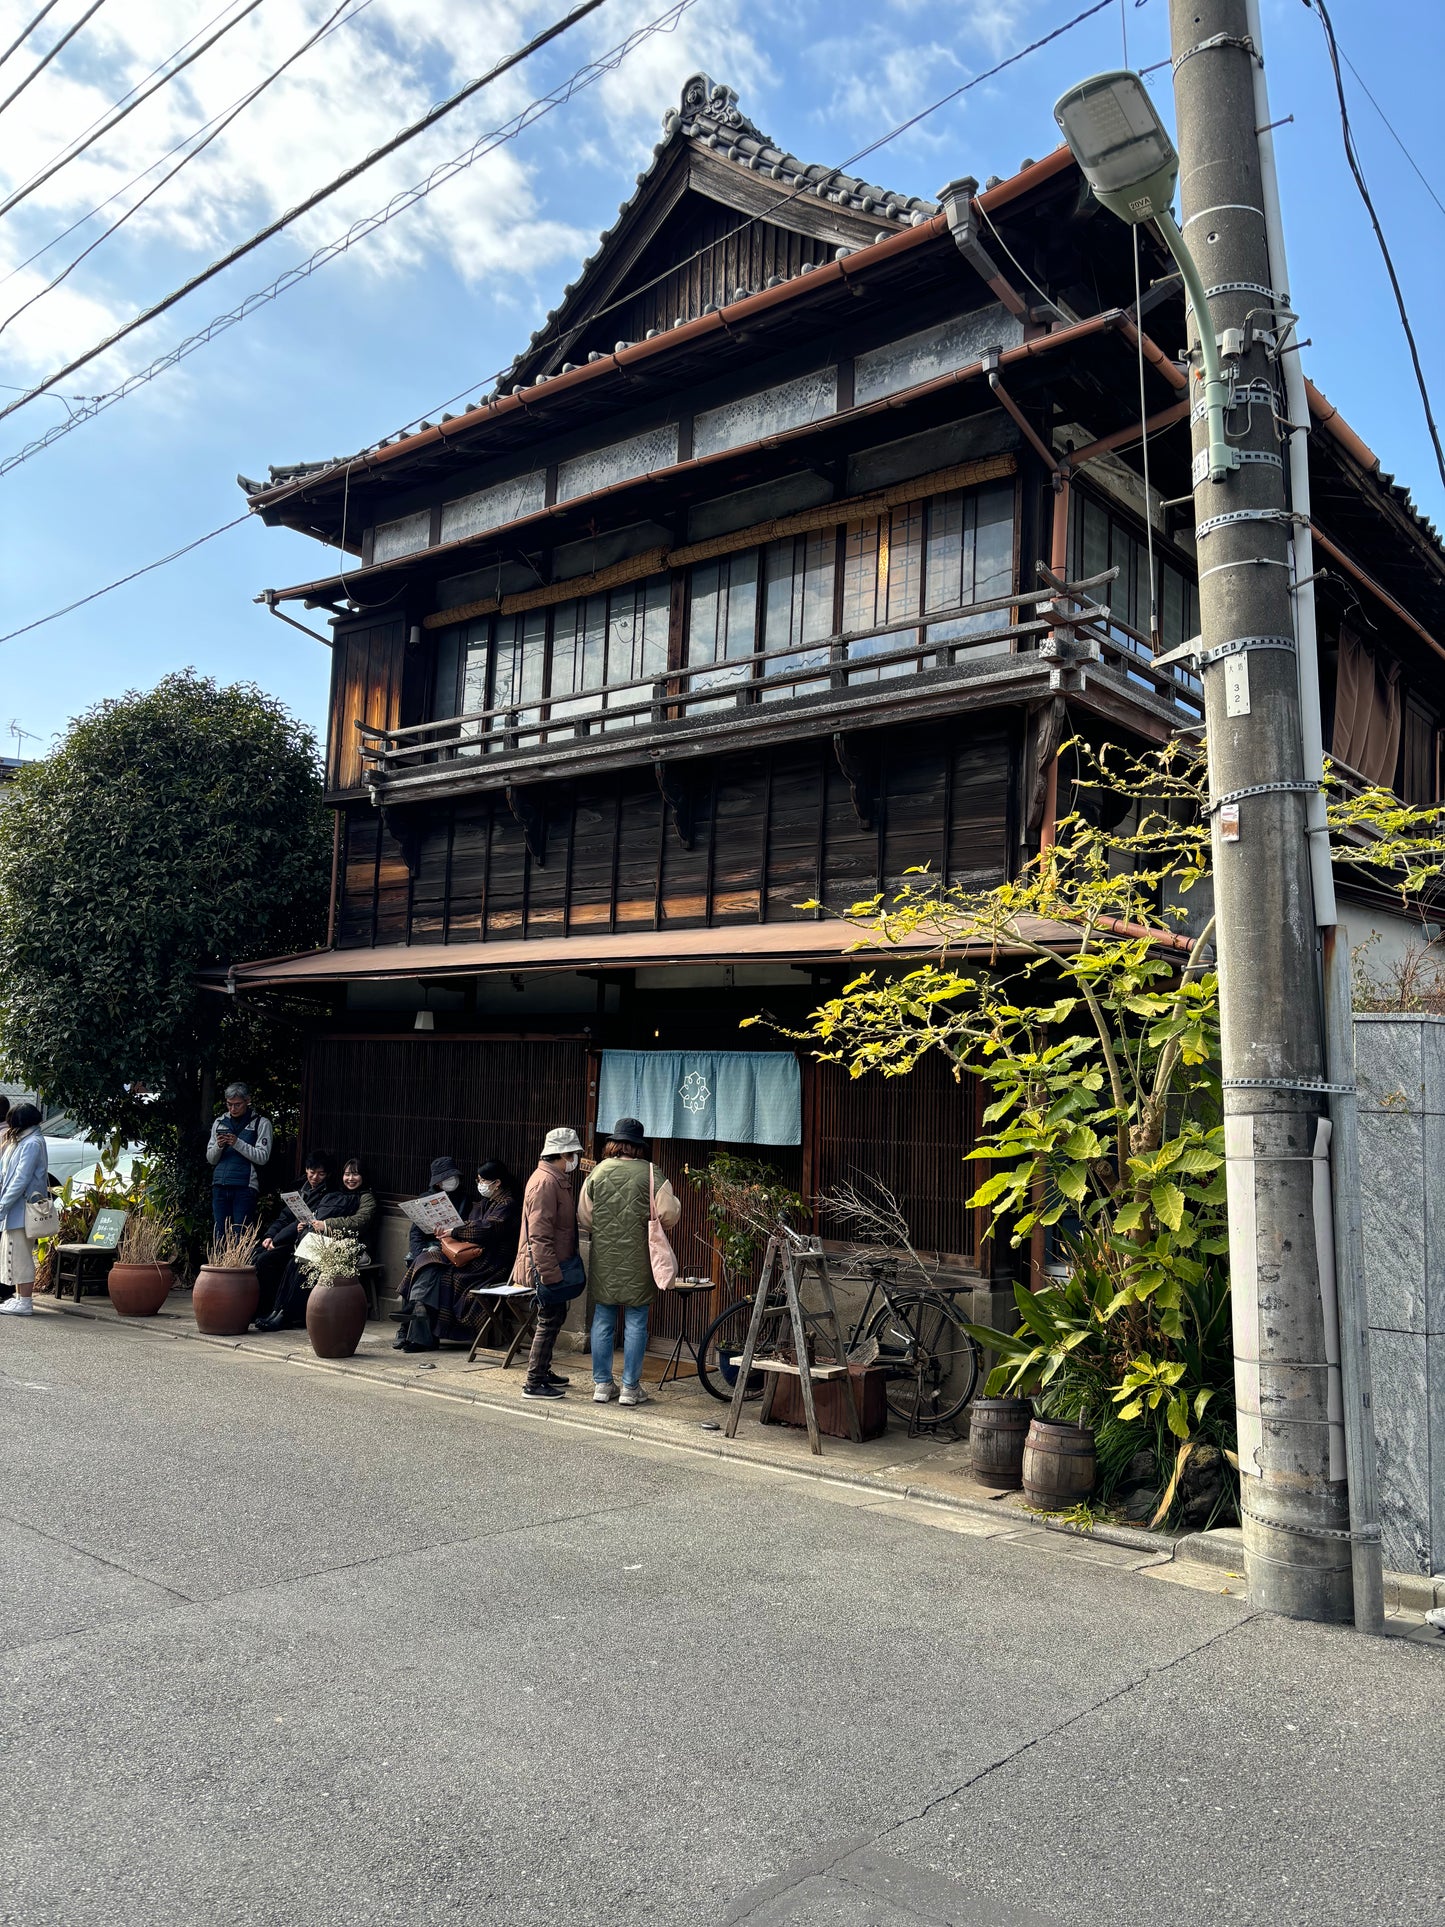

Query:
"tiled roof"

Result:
[[238, 457, 344, 498], [497, 74, 939, 395]]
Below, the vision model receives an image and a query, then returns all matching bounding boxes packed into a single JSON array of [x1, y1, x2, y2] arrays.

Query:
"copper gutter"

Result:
[[269, 308, 1177, 606], [1308, 522, 1445, 665], [254, 151, 1085, 518], [1305, 380, 1379, 475]]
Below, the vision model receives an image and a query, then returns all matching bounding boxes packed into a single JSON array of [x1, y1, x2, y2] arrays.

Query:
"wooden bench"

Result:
[[52, 1208, 128, 1303]]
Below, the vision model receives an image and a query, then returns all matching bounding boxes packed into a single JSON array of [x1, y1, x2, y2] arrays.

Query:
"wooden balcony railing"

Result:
[[356, 567, 1203, 798]]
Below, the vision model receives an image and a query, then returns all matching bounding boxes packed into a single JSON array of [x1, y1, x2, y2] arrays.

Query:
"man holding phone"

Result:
[[206, 1082, 274, 1245]]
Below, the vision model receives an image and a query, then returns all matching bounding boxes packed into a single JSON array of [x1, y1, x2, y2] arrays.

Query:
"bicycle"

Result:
[[695, 1253, 981, 1430]]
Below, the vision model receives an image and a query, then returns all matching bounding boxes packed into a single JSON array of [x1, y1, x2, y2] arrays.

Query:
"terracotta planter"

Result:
[[1022, 1418, 1097, 1511], [969, 1396, 1033, 1489], [107, 1261, 175, 1317], [306, 1275, 368, 1359], [193, 1264, 259, 1336]]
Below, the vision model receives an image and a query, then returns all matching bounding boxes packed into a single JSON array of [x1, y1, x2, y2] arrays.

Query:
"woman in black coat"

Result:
[[396, 1158, 520, 1352], [253, 1151, 359, 1331]]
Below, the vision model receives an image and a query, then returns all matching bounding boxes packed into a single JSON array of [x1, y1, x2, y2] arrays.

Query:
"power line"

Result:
[[0, 0, 357, 341], [0, 0, 374, 291], [0, 0, 62, 74], [0, 0, 695, 476], [1337, 42, 1445, 224], [0, 0, 1120, 633], [0, 0, 610, 428], [266, 0, 1120, 510], [0, 512, 251, 645], [0, 0, 111, 121], [1306, 0, 1445, 493], [0, 0, 270, 222]]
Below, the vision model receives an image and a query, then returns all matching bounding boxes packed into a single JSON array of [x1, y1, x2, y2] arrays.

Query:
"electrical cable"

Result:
[[0, 0, 374, 291], [0, 512, 251, 645], [1305, 0, 1445, 492], [0, 0, 62, 74], [0, 0, 610, 428], [1132, 227, 1158, 642], [0, 0, 1124, 630], [0, 0, 111, 121], [0, 0, 1113, 478], [254, 0, 1124, 514], [0, 0, 696, 475], [1336, 42, 1445, 224], [0, 0, 357, 341], [0, 0, 270, 223]]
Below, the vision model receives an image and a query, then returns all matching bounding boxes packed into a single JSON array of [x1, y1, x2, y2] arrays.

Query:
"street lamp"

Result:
[[1053, 71, 1237, 483]]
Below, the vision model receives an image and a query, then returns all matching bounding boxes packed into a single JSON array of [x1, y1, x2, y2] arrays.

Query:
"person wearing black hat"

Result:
[[394, 1154, 475, 1351], [577, 1117, 680, 1406]]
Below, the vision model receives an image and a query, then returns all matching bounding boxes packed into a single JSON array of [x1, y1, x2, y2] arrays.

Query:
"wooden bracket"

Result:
[[505, 784, 546, 866], [832, 732, 875, 830], [653, 761, 693, 848], [379, 803, 424, 879]]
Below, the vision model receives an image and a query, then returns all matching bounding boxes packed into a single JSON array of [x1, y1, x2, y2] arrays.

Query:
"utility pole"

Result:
[[1169, 0, 1353, 1617]]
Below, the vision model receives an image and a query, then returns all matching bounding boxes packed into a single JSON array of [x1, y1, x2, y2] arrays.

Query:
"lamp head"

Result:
[[1053, 70, 1178, 224]]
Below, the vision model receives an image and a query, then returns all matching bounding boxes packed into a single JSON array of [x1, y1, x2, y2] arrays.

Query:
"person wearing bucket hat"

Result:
[[513, 1126, 586, 1399], [577, 1117, 680, 1406]]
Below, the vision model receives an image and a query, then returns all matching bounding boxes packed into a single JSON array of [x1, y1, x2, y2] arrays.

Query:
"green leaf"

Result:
[[1112, 1200, 1148, 1235], [1167, 1391, 1192, 1441], [1150, 1181, 1185, 1232]]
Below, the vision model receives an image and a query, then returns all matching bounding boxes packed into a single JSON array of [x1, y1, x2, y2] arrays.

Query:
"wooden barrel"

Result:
[[969, 1396, 1033, 1489], [1022, 1419, 1097, 1510]]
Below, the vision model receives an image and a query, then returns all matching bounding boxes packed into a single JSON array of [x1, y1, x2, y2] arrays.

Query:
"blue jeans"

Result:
[[212, 1184, 257, 1245], [591, 1301, 650, 1388]]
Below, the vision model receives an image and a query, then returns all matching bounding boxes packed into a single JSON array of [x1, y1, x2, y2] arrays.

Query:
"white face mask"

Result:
[[477, 1180, 497, 1198], [440, 1176, 459, 1192], [564, 1154, 580, 1173]]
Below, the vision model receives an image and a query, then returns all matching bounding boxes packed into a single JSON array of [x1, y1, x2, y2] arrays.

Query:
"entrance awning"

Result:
[[219, 915, 1090, 989]]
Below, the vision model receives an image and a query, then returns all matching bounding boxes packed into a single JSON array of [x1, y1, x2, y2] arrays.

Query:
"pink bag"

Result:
[[648, 1164, 678, 1291]]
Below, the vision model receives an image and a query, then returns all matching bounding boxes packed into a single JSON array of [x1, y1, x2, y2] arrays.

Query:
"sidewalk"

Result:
[[30, 1289, 1444, 1639]]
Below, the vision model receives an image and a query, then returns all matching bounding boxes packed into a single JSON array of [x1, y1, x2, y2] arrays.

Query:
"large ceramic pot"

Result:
[[306, 1275, 368, 1359], [107, 1261, 175, 1317], [969, 1396, 1033, 1490], [193, 1264, 259, 1336], [1021, 1418, 1097, 1511]]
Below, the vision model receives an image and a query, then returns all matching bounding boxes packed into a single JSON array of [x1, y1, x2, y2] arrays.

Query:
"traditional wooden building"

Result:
[[233, 75, 1445, 1310]]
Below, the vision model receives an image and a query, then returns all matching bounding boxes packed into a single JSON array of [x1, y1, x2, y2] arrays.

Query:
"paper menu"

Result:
[[399, 1193, 463, 1235]]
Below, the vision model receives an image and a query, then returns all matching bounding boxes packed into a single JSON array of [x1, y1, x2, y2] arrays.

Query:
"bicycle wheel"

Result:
[[696, 1300, 765, 1404], [863, 1291, 980, 1426]]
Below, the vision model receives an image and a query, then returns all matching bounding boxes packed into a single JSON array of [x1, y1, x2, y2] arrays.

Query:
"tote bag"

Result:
[[647, 1165, 678, 1291], [24, 1195, 61, 1240]]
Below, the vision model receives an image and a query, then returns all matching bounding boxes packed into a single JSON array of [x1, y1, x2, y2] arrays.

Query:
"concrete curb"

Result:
[[46, 1296, 1441, 1610]]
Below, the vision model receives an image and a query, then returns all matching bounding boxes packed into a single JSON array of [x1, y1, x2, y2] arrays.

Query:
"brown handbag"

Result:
[[439, 1233, 483, 1267]]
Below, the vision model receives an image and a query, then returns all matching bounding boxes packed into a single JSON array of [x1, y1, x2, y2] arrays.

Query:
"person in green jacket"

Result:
[[578, 1117, 681, 1407]]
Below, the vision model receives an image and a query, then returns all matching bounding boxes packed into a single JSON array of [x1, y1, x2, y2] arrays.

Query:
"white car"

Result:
[[43, 1136, 138, 1191]]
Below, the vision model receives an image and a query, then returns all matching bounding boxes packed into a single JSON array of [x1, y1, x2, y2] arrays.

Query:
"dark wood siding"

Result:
[[302, 1036, 589, 1196], [327, 620, 405, 794], [333, 716, 1016, 947]]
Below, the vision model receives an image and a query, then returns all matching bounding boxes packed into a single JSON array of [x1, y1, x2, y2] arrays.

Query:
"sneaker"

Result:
[[619, 1384, 650, 1407], [593, 1381, 619, 1403], [0, 1295, 33, 1316], [522, 1381, 566, 1400], [545, 1371, 571, 1387]]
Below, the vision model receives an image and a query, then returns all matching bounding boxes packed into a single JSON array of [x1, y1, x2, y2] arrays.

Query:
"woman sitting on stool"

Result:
[[395, 1155, 475, 1351]]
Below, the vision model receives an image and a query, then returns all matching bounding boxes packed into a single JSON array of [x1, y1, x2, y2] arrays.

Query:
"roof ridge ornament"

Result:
[[671, 72, 764, 141]]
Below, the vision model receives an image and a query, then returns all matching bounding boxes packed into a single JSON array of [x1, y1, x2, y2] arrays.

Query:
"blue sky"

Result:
[[0, 0, 1440, 754]]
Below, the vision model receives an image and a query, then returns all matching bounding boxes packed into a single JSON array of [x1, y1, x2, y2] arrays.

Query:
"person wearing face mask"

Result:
[[406, 1156, 469, 1265], [577, 1118, 681, 1408], [512, 1128, 586, 1400], [395, 1155, 476, 1352]]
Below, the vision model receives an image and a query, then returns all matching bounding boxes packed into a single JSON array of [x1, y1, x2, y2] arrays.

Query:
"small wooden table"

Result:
[[465, 1283, 536, 1367], [656, 1278, 715, 1389]]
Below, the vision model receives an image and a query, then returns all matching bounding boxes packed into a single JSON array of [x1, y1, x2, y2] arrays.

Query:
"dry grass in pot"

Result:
[[207, 1220, 261, 1268], [117, 1214, 178, 1266]]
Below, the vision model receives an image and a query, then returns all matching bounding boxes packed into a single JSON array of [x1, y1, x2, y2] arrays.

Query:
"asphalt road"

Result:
[[2, 1314, 1442, 1927]]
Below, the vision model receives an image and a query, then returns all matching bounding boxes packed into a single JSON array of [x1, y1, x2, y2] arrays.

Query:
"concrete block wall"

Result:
[[1354, 1015, 1445, 1576]]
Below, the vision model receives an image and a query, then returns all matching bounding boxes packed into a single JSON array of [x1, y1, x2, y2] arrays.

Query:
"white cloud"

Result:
[[0, 0, 762, 392]]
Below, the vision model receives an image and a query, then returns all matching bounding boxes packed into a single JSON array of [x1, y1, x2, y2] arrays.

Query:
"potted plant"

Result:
[[108, 1212, 178, 1316], [303, 1232, 370, 1359], [193, 1220, 261, 1336]]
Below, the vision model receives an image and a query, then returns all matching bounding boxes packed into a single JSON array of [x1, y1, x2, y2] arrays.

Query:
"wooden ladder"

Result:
[[723, 1231, 861, 1455]]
